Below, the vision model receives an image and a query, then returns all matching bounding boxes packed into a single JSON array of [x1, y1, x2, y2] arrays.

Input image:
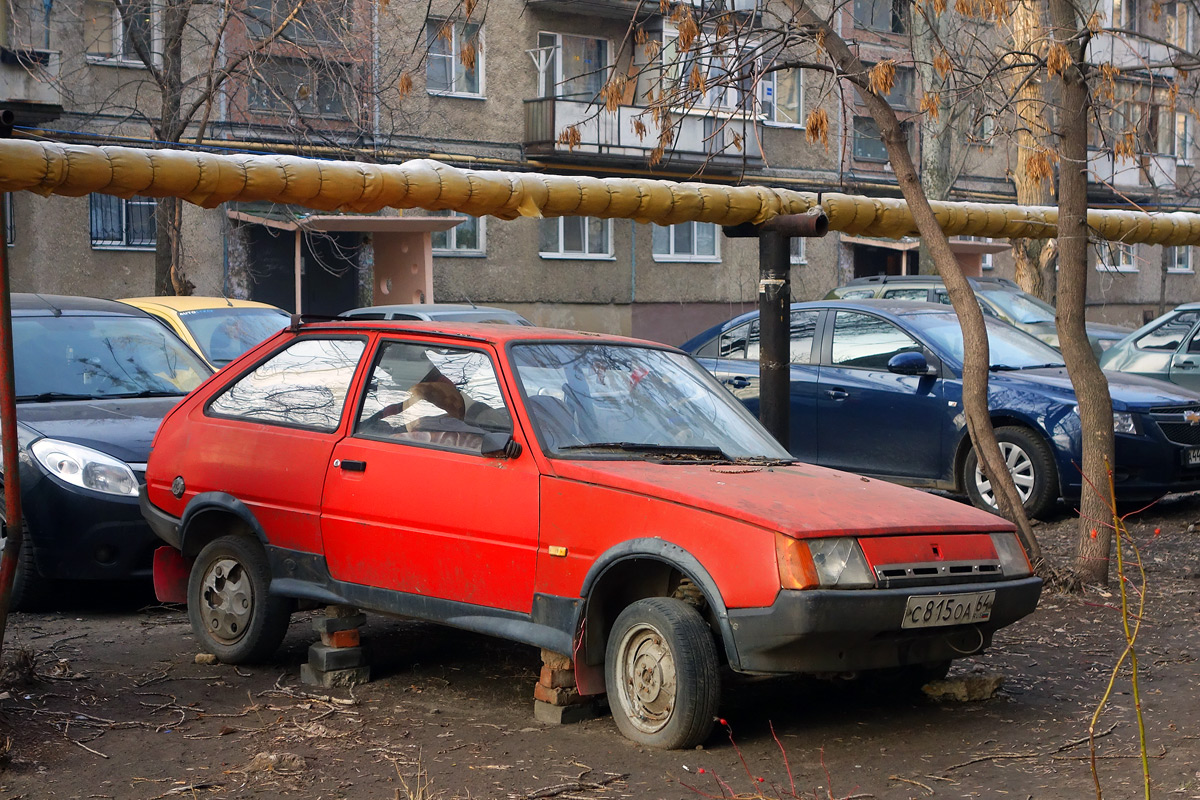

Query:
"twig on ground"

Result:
[[889, 775, 933, 794], [70, 737, 108, 759], [519, 772, 628, 799]]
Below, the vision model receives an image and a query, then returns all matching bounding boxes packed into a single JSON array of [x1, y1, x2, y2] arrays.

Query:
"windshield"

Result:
[[976, 289, 1056, 324], [177, 307, 290, 365], [907, 313, 1066, 370], [510, 342, 791, 461], [15, 315, 210, 400]]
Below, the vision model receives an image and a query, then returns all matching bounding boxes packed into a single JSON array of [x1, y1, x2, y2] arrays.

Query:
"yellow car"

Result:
[[120, 296, 290, 370]]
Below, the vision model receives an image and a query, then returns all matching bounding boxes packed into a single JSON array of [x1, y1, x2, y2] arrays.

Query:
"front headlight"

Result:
[[29, 438, 139, 496], [1113, 411, 1138, 435], [989, 532, 1032, 578], [807, 538, 875, 588]]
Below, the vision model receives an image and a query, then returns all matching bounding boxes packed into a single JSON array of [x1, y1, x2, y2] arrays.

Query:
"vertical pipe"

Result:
[[294, 228, 302, 314], [0, 110, 22, 651], [758, 229, 790, 447]]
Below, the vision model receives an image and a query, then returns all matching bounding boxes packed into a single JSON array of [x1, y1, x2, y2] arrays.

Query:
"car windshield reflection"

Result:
[[510, 342, 792, 461], [177, 307, 290, 365], [908, 313, 1066, 370]]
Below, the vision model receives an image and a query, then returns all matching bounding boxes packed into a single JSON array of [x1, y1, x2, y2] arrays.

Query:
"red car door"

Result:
[[320, 338, 541, 612]]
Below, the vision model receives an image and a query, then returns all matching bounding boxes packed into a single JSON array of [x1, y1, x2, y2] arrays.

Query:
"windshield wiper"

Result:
[[1017, 363, 1065, 370], [17, 392, 96, 402], [105, 389, 188, 398], [557, 442, 730, 459]]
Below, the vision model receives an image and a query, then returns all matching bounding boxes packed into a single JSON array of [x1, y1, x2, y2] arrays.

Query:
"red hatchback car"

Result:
[[141, 319, 1041, 749]]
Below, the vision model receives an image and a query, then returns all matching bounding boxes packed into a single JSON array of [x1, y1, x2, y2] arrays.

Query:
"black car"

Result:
[[683, 300, 1200, 518], [2, 294, 211, 607]]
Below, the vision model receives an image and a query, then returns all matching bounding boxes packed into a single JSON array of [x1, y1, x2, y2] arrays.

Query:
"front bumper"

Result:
[[1059, 433, 1200, 502], [139, 486, 183, 550], [726, 576, 1042, 674]]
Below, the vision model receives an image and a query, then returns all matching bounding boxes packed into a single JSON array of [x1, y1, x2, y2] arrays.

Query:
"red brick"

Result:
[[320, 629, 361, 648], [534, 682, 586, 706], [540, 649, 572, 670], [539, 665, 576, 689]]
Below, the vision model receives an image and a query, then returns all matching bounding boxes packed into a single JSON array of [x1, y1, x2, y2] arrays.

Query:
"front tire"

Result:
[[604, 597, 720, 749], [187, 535, 291, 664], [963, 426, 1058, 519]]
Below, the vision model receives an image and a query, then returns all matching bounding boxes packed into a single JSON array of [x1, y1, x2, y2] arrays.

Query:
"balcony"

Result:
[[0, 48, 64, 124], [1088, 148, 1177, 191], [526, 0, 758, 18], [524, 97, 764, 174]]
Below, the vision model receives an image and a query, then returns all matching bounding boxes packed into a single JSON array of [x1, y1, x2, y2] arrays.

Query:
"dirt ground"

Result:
[[1, 494, 1199, 800]]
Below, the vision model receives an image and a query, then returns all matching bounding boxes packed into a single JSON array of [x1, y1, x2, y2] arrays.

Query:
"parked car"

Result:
[[682, 300, 1200, 519], [825, 275, 1130, 357], [2, 294, 212, 608], [141, 318, 1041, 749], [338, 302, 532, 325], [1099, 302, 1200, 391], [120, 296, 290, 370]]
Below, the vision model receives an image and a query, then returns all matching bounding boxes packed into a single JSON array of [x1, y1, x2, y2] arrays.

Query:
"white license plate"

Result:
[[902, 591, 995, 629], [1185, 448, 1200, 467]]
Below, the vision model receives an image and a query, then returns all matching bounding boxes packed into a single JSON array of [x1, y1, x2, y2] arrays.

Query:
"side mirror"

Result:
[[888, 351, 935, 376], [481, 431, 523, 459]]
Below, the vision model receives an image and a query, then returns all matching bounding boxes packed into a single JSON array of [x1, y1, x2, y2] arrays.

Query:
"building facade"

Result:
[[0, 0, 1197, 344]]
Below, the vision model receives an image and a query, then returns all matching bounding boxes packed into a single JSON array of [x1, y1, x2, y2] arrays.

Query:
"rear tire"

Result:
[[963, 426, 1058, 519], [188, 535, 291, 664], [605, 597, 720, 749]]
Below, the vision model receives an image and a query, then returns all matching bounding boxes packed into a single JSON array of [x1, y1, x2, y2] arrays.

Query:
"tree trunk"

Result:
[[912, 7, 955, 277], [1048, 0, 1116, 585], [154, 0, 190, 296], [811, 19, 1042, 564]]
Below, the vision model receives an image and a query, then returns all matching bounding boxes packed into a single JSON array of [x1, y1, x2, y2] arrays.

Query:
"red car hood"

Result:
[[545, 459, 1014, 539]]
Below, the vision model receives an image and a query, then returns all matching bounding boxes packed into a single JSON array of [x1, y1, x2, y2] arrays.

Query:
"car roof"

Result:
[[341, 303, 520, 316], [120, 296, 286, 313], [845, 274, 1019, 288], [12, 293, 154, 318], [294, 318, 664, 348]]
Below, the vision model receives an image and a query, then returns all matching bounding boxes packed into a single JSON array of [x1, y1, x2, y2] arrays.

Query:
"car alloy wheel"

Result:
[[973, 440, 1036, 506]]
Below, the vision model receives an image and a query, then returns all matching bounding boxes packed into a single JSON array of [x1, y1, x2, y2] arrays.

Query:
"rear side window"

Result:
[[883, 288, 929, 300], [1136, 311, 1200, 351], [208, 338, 366, 432], [841, 289, 876, 299]]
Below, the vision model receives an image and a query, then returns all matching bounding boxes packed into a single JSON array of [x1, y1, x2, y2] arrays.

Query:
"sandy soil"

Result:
[[0, 495, 1198, 800]]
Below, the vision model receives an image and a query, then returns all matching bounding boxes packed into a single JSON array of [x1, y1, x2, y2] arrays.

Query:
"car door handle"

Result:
[[723, 376, 751, 389], [1175, 359, 1198, 369], [826, 388, 849, 401], [335, 459, 367, 472]]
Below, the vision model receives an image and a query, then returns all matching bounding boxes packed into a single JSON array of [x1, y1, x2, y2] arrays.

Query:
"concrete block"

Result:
[[539, 665, 576, 689], [540, 648, 572, 670], [533, 699, 596, 725], [301, 663, 371, 689], [308, 642, 366, 672], [313, 613, 367, 635]]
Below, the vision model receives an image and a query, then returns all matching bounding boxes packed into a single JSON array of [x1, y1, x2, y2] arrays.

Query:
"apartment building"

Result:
[[0, 0, 1196, 343]]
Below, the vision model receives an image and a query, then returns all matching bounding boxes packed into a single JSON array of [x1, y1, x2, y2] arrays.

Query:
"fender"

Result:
[[179, 492, 269, 556], [580, 538, 742, 670]]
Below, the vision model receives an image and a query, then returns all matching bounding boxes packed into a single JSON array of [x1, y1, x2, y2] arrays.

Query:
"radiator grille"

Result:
[[874, 560, 1002, 589]]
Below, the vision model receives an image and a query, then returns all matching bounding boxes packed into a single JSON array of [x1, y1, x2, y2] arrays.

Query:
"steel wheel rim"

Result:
[[198, 556, 253, 645], [615, 622, 678, 735], [974, 441, 1036, 507]]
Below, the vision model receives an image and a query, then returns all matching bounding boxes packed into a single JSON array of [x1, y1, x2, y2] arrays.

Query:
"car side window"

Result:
[[841, 289, 877, 299], [355, 341, 511, 454], [790, 310, 819, 364], [882, 288, 928, 301], [1136, 312, 1200, 351], [207, 338, 366, 432], [830, 311, 921, 369], [717, 321, 758, 359]]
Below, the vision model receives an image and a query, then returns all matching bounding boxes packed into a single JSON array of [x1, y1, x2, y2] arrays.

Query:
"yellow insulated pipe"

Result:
[[3, 139, 1200, 244]]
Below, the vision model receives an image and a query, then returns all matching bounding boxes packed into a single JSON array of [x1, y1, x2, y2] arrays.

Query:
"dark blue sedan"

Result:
[[682, 300, 1200, 518]]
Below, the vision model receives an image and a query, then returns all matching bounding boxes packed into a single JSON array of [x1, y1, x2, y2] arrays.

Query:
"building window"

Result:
[[427, 209, 485, 256], [763, 67, 803, 126], [426, 19, 483, 97], [652, 221, 719, 261], [790, 237, 806, 264], [853, 116, 888, 161], [250, 56, 353, 118], [539, 217, 612, 258], [1112, 0, 1139, 30], [85, 0, 155, 63], [862, 63, 915, 109], [1169, 246, 1195, 273], [854, 0, 909, 33], [90, 194, 156, 250], [535, 33, 609, 100], [1098, 241, 1137, 272], [1174, 112, 1193, 164], [1166, 1, 1192, 48], [660, 31, 755, 111], [245, 0, 352, 44]]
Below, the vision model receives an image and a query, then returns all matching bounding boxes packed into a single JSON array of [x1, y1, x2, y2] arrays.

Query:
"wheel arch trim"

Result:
[[179, 493, 269, 557]]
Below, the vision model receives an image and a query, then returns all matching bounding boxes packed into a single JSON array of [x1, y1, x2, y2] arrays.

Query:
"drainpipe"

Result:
[[723, 208, 829, 447], [629, 219, 636, 304], [0, 110, 23, 652], [294, 229, 302, 314]]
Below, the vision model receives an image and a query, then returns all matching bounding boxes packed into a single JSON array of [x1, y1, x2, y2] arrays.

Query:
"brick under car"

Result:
[[140, 318, 1042, 749]]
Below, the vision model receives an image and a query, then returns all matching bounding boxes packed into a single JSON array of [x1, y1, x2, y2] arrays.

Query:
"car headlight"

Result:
[[989, 532, 1032, 578], [776, 535, 875, 589], [1113, 411, 1139, 435], [29, 438, 139, 496]]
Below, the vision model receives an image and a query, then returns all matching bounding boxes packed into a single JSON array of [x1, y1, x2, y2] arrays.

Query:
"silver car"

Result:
[[1100, 303, 1200, 390]]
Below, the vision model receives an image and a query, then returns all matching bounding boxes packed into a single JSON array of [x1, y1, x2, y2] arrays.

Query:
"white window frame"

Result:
[[660, 27, 757, 114], [1098, 241, 1138, 273], [425, 18, 485, 99], [763, 66, 804, 128], [428, 211, 486, 257], [1168, 245, 1195, 273], [535, 32, 611, 100], [1175, 112, 1194, 165], [790, 236, 806, 265], [652, 221, 721, 263], [90, 194, 157, 251], [539, 216, 613, 260], [86, 1, 158, 67]]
